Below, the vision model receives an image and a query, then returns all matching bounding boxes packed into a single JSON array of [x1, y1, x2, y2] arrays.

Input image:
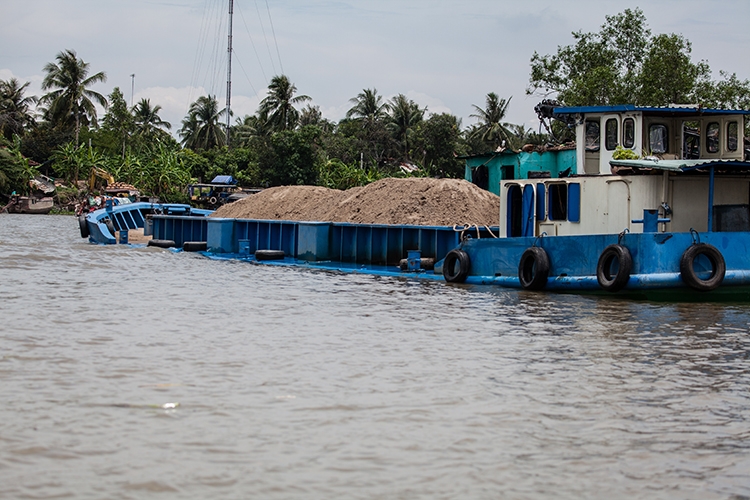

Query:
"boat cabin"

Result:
[[499, 105, 750, 238]]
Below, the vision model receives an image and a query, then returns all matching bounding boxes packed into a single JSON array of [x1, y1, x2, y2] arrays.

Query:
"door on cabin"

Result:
[[607, 180, 630, 233]]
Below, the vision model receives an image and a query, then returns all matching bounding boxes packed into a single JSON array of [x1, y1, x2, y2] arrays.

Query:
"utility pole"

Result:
[[226, 0, 234, 149], [130, 74, 135, 107]]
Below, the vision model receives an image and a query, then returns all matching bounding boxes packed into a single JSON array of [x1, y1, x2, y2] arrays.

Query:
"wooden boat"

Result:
[[5, 195, 54, 214]]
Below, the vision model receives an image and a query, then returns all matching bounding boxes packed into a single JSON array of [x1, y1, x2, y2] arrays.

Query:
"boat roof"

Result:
[[610, 158, 750, 172], [553, 105, 750, 117]]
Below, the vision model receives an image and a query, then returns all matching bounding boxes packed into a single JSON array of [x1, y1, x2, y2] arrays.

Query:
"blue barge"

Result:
[[80, 104, 750, 301]]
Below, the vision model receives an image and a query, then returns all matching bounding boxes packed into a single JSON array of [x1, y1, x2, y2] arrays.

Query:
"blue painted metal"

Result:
[[708, 167, 715, 231], [521, 185, 534, 237], [451, 230, 750, 293], [85, 202, 212, 245], [631, 210, 670, 233], [407, 250, 421, 271]]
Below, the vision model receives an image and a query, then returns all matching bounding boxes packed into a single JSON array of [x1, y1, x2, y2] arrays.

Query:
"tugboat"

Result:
[[443, 104, 750, 299]]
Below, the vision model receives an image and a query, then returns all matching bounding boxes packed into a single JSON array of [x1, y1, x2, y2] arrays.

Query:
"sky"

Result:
[[2, 0, 750, 137]]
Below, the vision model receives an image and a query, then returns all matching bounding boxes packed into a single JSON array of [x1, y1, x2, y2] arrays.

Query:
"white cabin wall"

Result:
[[669, 177, 708, 232], [499, 176, 666, 238]]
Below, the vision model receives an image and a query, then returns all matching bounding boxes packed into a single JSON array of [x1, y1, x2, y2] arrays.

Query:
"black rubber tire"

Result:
[[596, 244, 632, 292], [183, 241, 208, 252], [255, 249, 285, 261], [148, 239, 176, 248], [442, 249, 471, 283], [79, 214, 90, 238], [209, 196, 218, 205], [680, 243, 725, 292], [518, 247, 550, 290]]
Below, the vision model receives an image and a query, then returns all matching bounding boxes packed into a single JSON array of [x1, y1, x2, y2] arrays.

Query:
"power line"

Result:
[[265, 0, 284, 75]]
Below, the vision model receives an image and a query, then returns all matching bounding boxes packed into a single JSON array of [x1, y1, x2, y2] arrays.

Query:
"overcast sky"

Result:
[[2, 0, 750, 136]]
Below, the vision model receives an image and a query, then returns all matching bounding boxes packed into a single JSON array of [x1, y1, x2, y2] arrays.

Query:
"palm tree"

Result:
[[132, 98, 171, 139], [40, 49, 107, 144], [469, 93, 516, 150], [258, 75, 311, 132], [346, 88, 386, 126], [0, 78, 38, 140], [179, 95, 226, 150], [386, 94, 424, 158]]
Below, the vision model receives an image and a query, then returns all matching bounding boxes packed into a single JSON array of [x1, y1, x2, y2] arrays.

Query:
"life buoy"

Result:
[[442, 249, 471, 283], [518, 247, 550, 290], [680, 243, 725, 291], [255, 249, 285, 261], [209, 196, 218, 205], [596, 244, 632, 292], [79, 214, 90, 238], [148, 239, 176, 248], [182, 241, 207, 252]]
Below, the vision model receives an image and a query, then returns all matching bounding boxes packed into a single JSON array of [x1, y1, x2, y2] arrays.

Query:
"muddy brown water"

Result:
[[1, 214, 749, 499]]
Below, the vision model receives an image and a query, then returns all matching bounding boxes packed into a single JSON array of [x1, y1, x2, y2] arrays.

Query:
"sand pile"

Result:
[[212, 177, 500, 226]]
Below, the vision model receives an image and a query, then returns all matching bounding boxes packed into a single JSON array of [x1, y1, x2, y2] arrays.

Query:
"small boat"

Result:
[[5, 195, 54, 214], [79, 197, 213, 245]]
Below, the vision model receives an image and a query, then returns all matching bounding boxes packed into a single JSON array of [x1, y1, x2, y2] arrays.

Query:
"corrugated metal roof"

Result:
[[553, 105, 750, 116], [610, 158, 750, 172]]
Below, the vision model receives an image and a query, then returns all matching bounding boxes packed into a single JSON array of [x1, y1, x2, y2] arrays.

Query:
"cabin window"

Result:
[[623, 118, 635, 148], [605, 119, 618, 150], [507, 185, 523, 237], [706, 122, 720, 153], [727, 121, 739, 152], [548, 184, 568, 221], [683, 121, 700, 159], [501, 165, 515, 180], [649, 124, 668, 154], [547, 182, 581, 222], [585, 121, 600, 152]]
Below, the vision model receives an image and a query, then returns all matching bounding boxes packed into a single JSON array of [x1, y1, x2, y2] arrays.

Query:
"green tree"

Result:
[[410, 113, 466, 178], [132, 98, 171, 140], [0, 78, 37, 140], [258, 125, 322, 186], [526, 8, 750, 109], [469, 93, 516, 150], [0, 137, 38, 195], [386, 94, 424, 160], [180, 95, 226, 150], [346, 88, 391, 167], [258, 75, 311, 132], [637, 34, 710, 105], [40, 49, 107, 144], [101, 87, 134, 157]]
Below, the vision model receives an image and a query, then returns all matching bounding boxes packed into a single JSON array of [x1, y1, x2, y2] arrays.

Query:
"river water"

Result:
[[1, 214, 749, 499]]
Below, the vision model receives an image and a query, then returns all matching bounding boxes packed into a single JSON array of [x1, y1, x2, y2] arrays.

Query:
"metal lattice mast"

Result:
[[226, 0, 234, 148]]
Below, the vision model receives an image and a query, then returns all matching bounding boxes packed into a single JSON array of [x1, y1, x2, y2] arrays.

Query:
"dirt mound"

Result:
[[211, 177, 500, 226]]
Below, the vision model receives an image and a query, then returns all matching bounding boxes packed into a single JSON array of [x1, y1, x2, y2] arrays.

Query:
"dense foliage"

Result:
[[528, 8, 750, 108]]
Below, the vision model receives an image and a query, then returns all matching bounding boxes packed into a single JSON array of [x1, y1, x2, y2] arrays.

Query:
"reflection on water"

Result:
[[1, 214, 749, 499]]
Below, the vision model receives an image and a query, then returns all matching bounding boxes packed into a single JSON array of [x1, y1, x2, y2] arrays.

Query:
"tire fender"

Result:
[[442, 249, 471, 283], [255, 249, 285, 261], [596, 244, 632, 292], [79, 214, 90, 238], [680, 243, 725, 291], [518, 247, 550, 290]]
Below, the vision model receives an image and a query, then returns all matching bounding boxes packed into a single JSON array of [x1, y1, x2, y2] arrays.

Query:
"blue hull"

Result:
[[116, 211, 750, 301], [452, 231, 750, 299], [84, 202, 212, 245]]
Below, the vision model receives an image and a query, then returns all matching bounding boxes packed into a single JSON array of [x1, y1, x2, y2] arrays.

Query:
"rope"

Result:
[[452, 224, 499, 241]]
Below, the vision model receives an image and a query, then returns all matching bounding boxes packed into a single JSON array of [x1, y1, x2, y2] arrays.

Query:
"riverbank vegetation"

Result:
[[1, 8, 748, 203]]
